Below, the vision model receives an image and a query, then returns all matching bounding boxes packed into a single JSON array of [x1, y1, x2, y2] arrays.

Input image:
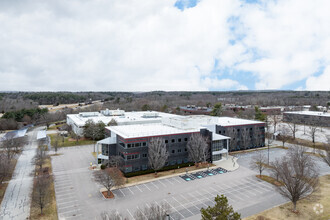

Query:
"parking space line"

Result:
[[58, 204, 79, 211], [150, 181, 159, 189], [57, 200, 78, 206], [163, 199, 184, 219], [127, 187, 135, 195], [136, 206, 148, 219], [195, 190, 215, 204], [157, 180, 167, 187], [64, 213, 83, 219], [119, 188, 126, 196], [56, 193, 75, 198], [178, 194, 200, 211], [135, 185, 143, 192], [172, 196, 194, 215], [142, 184, 152, 191], [172, 177, 181, 183], [126, 209, 135, 220], [164, 178, 175, 185], [59, 208, 81, 215]]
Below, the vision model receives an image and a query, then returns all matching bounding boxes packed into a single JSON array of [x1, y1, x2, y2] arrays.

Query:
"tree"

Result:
[[307, 125, 318, 152], [141, 104, 151, 111], [250, 151, 267, 176], [255, 106, 266, 121], [32, 174, 51, 215], [270, 115, 281, 134], [211, 102, 223, 116], [270, 146, 319, 212], [100, 210, 126, 220], [187, 134, 209, 164], [286, 120, 299, 140], [93, 167, 125, 197], [83, 119, 106, 152], [0, 153, 12, 186], [319, 136, 330, 166], [108, 155, 124, 168], [134, 202, 170, 220], [227, 128, 238, 151], [107, 119, 118, 126], [276, 125, 289, 147], [148, 137, 169, 175], [34, 146, 48, 171], [201, 195, 241, 220], [53, 133, 61, 153]]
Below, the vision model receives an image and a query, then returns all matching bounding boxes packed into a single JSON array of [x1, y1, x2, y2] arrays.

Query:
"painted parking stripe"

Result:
[[126, 209, 135, 220], [164, 178, 175, 185], [172, 177, 182, 183], [57, 200, 79, 206], [142, 183, 152, 191], [59, 208, 81, 215], [178, 194, 200, 211], [150, 181, 159, 189], [118, 188, 126, 196], [163, 199, 184, 219], [135, 185, 143, 192], [127, 187, 135, 195], [172, 196, 194, 215], [157, 180, 167, 187], [195, 190, 215, 204]]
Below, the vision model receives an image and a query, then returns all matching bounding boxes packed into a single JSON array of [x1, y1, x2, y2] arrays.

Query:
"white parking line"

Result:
[[150, 181, 159, 189], [163, 199, 184, 219], [119, 188, 126, 196], [157, 180, 167, 187], [178, 194, 200, 211], [58, 204, 79, 211], [127, 187, 135, 195], [143, 184, 152, 191], [172, 177, 181, 183], [195, 190, 215, 204], [172, 196, 194, 215], [135, 185, 143, 192], [56, 191, 75, 197], [63, 213, 83, 219], [59, 208, 81, 215], [57, 200, 78, 206], [164, 178, 175, 185], [126, 209, 135, 220]]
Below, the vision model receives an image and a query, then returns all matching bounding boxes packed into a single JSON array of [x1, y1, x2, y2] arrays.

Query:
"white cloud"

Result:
[[201, 78, 248, 90], [306, 67, 330, 91]]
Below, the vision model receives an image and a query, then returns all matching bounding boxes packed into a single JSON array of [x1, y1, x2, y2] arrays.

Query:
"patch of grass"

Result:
[[0, 159, 17, 205], [244, 175, 330, 220], [287, 138, 325, 150], [30, 158, 58, 220], [49, 133, 95, 147], [256, 175, 283, 186], [304, 151, 322, 158], [126, 163, 214, 184], [275, 146, 289, 150]]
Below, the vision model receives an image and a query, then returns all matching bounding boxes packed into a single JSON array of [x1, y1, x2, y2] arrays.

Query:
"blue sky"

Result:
[[0, 0, 329, 91]]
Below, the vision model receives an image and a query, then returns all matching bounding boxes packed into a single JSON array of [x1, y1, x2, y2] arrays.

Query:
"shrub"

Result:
[[100, 164, 106, 170]]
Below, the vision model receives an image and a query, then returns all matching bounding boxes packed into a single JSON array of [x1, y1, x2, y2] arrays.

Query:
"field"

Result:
[[49, 133, 95, 147]]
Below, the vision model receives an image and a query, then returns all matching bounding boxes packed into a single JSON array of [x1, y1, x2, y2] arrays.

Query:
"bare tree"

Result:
[[270, 146, 319, 212], [318, 136, 330, 166], [53, 133, 61, 153], [108, 155, 124, 168], [307, 125, 318, 152], [134, 202, 171, 220], [93, 167, 125, 197], [277, 125, 291, 147], [269, 115, 281, 134], [0, 153, 12, 185], [34, 146, 48, 171], [32, 174, 51, 215], [287, 120, 299, 140], [227, 128, 238, 151], [148, 137, 169, 174], [100, 210, 127, 220], [187, 134, 209, 164], [250, 151, 267, 176]]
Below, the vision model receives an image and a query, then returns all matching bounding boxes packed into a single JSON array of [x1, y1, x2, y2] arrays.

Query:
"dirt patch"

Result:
[[101, 191, 114, 199]]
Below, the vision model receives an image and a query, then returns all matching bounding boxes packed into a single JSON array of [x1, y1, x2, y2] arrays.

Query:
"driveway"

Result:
[[0, 127, 42, 220]]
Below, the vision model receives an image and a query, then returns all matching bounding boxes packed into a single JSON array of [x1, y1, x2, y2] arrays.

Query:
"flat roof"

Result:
[[212, 133, 230, 141], [37, 130, 47, 140], [67, 111, 182, 127], [107, 123, 200, 139], [284, 111, 330, 117], [184, 115, 265, 127]]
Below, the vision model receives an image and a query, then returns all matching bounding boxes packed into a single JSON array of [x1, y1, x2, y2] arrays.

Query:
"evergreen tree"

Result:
[[201, 195, 241, 220]]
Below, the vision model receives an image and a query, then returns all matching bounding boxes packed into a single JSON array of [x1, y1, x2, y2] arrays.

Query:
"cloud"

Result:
[[0, 0, 329, 91], [306, 67, 330, 91]]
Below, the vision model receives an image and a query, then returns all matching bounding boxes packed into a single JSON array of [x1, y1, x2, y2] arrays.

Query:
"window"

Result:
[[172, 150, 175, 154], [126, 154, 140, 160], [177, 159, 182, 164], [223, 131, 226, 134], [142, 153, 147, 158], [134, 166, 140, 171], [142, 165, 147, 170], [165, 140, 168, 144], [171, 139, 175, 143], [219, 131, 221, 134], [125, 167, 132, 172], [184, 138, 188, 142], [127, 144, 132, 148], [185, 148, 187, 152], [119, 142, 125, 148], [178, 138, 181, 142], [170, 160, 176, 165], [142, 142, 147, 146], [135, 143, 141, 147], [178, 149, 182, 153], [184, 158, 188, 163]]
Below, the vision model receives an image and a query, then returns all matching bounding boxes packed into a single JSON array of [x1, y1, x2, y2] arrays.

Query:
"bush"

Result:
[[100, 164, 106, 170]]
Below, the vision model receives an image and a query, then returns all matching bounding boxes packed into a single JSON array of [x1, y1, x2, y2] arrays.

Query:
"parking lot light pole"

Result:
[[166, 214, 170, 220]]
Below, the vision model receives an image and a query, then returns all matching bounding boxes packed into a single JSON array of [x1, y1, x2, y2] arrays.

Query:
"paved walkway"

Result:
[[0, 127, 41, 220]]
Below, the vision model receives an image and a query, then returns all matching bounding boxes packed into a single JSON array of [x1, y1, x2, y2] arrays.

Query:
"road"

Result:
[[0, 127, 41, 220]]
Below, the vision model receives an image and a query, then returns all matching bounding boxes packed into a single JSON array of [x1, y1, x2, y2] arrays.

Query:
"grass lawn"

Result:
[[49, 133, 95, 147], [244, 175, 330, 220], [0, 159, 17, 205], [126, 163, 214, 184], [256, 175, 282, 186], [30, 157, 58, 220], [287, 138, 325, 151]]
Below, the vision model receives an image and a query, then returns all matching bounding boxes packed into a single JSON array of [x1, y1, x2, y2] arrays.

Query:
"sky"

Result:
[[0, 0, 329, 92]]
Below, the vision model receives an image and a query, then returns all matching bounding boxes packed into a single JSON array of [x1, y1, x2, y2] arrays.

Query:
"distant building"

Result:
[[259, 107, 282, 115], [283, 111, 330, 127], [179, 105, 212, 115]]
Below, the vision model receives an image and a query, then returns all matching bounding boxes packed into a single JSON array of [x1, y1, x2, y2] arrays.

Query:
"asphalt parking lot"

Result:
[[51, 146, 330, 220]]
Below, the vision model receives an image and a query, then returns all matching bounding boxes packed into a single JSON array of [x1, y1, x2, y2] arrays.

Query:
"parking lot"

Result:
[[51, 146, 329, 220]]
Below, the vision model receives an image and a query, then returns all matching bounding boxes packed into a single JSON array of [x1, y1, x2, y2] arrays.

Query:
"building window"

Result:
[[141, 165, 147, 170], [171, 139, 175, 143], [134, 166, 140, 171], [177, 159, 182, 164], [219, 131, 221, 134], [184, 158, 188, 163], [126, 154, 140, 160], [127, 144, 132, 148], [178, 138, 182, 142], [142, 142, 147, 146], [172, 150, 175, 154], [135, 143, 141, 147], [185, 148, 187, 152], [119, 142, 125, 148], [165, 140, 168, 144], [142, 153, 147, 158], [184, 138, 188, 142], [125, 167, 132, 173], [170, 160, 176, 165], [178, 149, 182, 153]]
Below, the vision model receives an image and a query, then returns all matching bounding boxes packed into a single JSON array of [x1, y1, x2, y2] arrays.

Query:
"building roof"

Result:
[[67, 111, 182, 127], [97, 137, 117, 145], [1, 128, 27, 141], [284, 111, 330, 117], [37, 130, 47, 140], [107, 123, 200, 139], [212, 133, 230, 141]]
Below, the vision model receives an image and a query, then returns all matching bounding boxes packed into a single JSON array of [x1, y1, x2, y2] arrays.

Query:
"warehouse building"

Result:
[[283, 111, 330, 127]]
